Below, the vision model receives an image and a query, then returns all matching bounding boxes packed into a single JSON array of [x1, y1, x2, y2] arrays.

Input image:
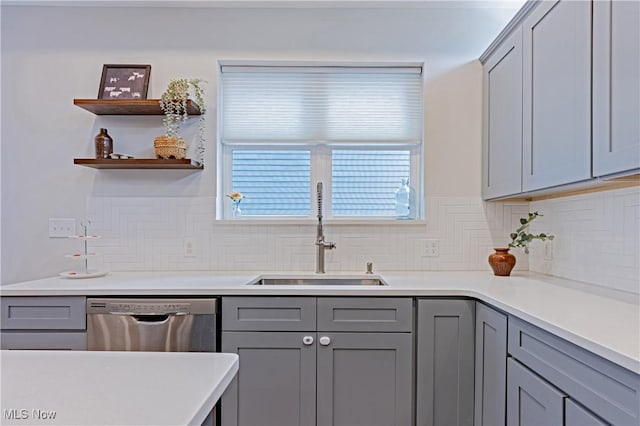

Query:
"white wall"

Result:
[[2, 4, 526, 284], [4, 4, 637, 295]]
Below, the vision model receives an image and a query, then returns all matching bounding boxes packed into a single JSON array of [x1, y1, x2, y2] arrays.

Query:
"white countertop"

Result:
[[0, 350, 239, 426], [1, 270, 639, 374]]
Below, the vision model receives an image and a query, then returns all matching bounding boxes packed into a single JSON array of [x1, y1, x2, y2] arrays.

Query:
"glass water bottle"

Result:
[[395, 178, 416, 220]]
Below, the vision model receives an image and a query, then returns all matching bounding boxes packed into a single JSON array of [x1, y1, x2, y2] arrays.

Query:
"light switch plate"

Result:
[[49, 218, 76, 238], [184, 238, 196, 257]]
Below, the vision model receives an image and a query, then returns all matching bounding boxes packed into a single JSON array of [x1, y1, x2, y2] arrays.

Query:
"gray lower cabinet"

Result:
[[0, 331, 87, 350], [221, 331, 316, 426], [0, 296, 87, 350], [316, 332, 412, 426], [565, 399, 608, 426], [220, 297, 413, 426], [508, 316, 639, 425], [416, 299, 475, 426], [507, 358, 611, 426], [507, 358, 565, 425], [474, 303, 507, 426]]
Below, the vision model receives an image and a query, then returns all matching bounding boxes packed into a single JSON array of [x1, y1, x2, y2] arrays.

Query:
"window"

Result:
[[220, 64, 423, 219]]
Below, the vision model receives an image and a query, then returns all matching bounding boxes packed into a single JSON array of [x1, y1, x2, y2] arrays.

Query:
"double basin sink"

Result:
[[248, 275, 387, 286]]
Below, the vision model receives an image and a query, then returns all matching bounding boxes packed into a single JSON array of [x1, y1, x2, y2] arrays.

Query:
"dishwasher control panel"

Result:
[[87, 298, 217, 315]]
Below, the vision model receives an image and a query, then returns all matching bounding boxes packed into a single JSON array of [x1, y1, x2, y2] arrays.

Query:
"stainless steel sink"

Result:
[[249, 277, 386, 286]]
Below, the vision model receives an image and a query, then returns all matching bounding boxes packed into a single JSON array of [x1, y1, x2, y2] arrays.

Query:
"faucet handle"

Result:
[[366, 262, 373, 274]]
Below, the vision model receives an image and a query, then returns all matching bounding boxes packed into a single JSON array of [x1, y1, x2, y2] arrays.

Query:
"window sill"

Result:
[[214, 219, 427, 226]]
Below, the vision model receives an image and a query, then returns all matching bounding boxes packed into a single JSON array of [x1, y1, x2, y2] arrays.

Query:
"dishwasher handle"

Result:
[[131, 314, 177, 323]]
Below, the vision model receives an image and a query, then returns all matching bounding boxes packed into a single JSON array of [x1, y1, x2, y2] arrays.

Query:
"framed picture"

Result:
[[98, 64, 151, 99]]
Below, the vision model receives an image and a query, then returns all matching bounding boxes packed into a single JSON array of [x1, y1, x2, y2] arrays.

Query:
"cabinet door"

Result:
[[522, 0, 591, 191], [474, 303, 507, 426], [507, 358, 565, 426], [316, 332, 412, 426], [416, 299, 475, 426], [565, 399, 609, 426], [509, 316, 640, 425], [482, 27, 523, 200], [220, 332, 316, 426], [593, 0, 640, 176]]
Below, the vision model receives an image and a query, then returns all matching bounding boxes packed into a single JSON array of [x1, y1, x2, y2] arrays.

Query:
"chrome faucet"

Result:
[[315, 182, 336, 274]]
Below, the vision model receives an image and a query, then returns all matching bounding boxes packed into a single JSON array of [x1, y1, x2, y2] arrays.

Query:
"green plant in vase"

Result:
[[508, 211, 555, 254], [489, 211, 555, 276], [155, 78, 207, 164]]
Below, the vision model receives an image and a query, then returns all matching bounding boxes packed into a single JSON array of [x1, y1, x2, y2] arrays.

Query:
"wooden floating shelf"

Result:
[[73, 99, 202, 116], [74, 159, 203, 170]]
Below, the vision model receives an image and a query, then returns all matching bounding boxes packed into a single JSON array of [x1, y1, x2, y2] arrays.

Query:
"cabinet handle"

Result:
[[302, 336, 314, 345], [319, 336, 331, 346]]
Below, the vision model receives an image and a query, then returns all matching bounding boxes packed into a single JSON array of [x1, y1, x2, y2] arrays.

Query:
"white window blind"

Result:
[[231, 150, 311, 216], [221, 66, 422, 144], [332, 150, 412, 216], [221, 65, 423, 219]]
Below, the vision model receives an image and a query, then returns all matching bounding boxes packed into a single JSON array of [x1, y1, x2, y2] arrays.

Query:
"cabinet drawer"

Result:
[[1, 331, 87, 350], [222, 297, 316, 331], [508, 316, 639, 425], [317, 298, 413, 332], [1, 297, 86, 330]]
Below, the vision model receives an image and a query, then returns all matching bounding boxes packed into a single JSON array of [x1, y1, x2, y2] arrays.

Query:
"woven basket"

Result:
[[153, 136, 187, 160]]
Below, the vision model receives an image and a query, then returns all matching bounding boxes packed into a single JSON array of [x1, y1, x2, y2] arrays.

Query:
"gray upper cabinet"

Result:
[[592, 0, 640, 177], [474, 303, 507, 426], [416, 299, 475, 426], [507, 358, 565, 426], [522, 0, 592, 191], [482, 27, 523, 200]]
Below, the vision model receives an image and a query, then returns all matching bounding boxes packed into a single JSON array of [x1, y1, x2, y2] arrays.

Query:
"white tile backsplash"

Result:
[[86, 196, 530, 274], [529, 187, 640, 295], [85, 188, 640, 295]]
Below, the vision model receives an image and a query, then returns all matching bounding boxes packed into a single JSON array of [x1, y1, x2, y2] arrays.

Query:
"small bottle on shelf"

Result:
[[95, 128, 113, 159]]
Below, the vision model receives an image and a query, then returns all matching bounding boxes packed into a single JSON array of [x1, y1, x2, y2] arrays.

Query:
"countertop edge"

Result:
[[1, 271, 639, 374]]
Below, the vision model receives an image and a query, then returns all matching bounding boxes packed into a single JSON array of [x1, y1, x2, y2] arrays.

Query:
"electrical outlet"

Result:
[[184, 238, 196, 257], [421, 239, 439, 257], [49, 218, 76, 238], [544, 239, 554, 261]]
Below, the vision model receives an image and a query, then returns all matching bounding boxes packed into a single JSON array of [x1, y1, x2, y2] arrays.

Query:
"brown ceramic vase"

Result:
[[488, 248, 516, 276]]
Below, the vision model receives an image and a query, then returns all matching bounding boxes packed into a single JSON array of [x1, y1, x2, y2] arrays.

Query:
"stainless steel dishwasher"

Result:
[[86, 298, 217, 352], [87, 298, 219, 425]]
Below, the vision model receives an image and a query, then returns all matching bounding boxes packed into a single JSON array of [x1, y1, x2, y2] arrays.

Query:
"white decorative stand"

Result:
[[60, 222, 108, 279]]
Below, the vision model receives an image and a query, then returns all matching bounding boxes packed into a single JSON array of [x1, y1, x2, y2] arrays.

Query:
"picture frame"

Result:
[[98, 64, 151, 99]]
